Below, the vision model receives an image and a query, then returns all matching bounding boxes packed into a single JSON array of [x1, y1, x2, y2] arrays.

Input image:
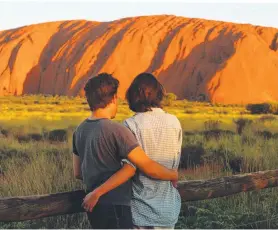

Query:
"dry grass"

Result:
[[1, 95, 278, 229]]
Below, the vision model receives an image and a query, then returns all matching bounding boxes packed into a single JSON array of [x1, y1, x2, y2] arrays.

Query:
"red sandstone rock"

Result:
[[0, 15, 277, 104]]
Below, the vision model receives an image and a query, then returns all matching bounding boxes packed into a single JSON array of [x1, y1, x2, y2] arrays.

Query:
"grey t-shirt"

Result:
[[73, 118, 139, 205]]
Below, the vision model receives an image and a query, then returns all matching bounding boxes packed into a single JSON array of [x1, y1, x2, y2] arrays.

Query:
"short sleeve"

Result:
[[123, 119, 136, 135], [123, 120, 129, 128], [113, 124, 139, 158], [121, 159, 136, 169], [72, 131, 79, 156]]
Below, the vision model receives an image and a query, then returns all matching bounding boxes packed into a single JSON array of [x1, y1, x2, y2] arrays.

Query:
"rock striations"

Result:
[[0, 15, 278, 103]]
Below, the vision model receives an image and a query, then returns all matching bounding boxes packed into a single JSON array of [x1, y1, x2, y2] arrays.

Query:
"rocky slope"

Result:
[[0, 15, 278, 103]]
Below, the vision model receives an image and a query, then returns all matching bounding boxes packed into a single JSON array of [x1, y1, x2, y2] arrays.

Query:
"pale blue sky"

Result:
[[1, 1, 278, 31]]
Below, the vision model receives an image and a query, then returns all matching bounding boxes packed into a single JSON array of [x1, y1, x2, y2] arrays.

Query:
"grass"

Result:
[[0, 95, 278, 229]]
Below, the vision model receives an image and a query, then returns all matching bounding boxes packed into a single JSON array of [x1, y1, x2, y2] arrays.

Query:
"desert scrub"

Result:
[[1, 96, 278, 228], [247, 102, 278, 115]]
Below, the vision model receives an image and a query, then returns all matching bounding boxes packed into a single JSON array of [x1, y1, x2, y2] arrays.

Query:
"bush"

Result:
[[201, 130, 235, 140], [0, 129, 9, 137], [180, 144, 206, 169], [270, 103, 278, 114], [247, 103, 278, 114], [17, 135, 31, 143], [227, 156, 244, 174], [118, 98, 128, 105], [47, 129, 68, 142], [15, 133, 43, 143], [234, 118, 253, 135], [163, 93, 177, 106], [29, 133, 43, 141], [255, 130, 273, 140], [246, 103, 270, 114], [241, 135, 257, 146], [204, 120, 222, 130], [197, 93, 207, 102]]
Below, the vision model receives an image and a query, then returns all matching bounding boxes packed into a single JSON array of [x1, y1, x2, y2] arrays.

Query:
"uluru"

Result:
[[0, 15, 278, 104]]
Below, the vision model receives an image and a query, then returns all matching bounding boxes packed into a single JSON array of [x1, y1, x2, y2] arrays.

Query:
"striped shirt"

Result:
[[124, 108, 182, 227]]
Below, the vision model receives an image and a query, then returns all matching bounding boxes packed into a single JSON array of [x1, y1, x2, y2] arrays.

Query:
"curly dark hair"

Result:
[[84, 73, 119, 111], [126, 73, 165, 112]]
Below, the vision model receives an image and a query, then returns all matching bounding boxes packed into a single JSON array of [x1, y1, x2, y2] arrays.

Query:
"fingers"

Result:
[[89, 204, 94, 212], [83, 204, 91, 212], [82, 198, 96, 212], [81, 191, 101, 212], [84, 203, 96, 212], [82, 198, 89, 212]]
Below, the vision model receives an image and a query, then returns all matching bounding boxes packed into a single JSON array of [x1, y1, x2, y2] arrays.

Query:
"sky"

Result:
[[0, 0, 278, 31]]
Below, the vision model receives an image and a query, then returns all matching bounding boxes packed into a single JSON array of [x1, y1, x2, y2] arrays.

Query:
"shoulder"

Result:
[[74, 119, 88, 134], [123, 116, 138, 131], [124, 115, 136, 125], [165, 112, 180, 122], [163, 112, 182, 129], [106, 120, 134, 134]]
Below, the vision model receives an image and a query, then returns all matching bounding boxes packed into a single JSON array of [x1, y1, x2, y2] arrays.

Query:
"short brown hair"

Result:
[[84, 73, 119, 111], [126, 73, 165, 112]]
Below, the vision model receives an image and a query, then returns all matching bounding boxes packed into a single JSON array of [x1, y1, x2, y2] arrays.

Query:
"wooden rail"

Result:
[[1, 169, 278, 222]]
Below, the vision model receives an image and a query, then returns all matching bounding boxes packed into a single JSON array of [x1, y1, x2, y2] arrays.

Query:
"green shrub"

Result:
[[246, 103, 270, 114], [204, 120, 222, 130], [47, 129, 68, 142], [234, 118, 253, 135], [180, 144, 206, 169], [269, 103, 278, 114], [247, 103, 278, 114], [197, 93, 208, 102], [255, 130, 273, 140], [118, 98, 128, 105], [163, 93, 177, 106], [201, 130, 235, 140]]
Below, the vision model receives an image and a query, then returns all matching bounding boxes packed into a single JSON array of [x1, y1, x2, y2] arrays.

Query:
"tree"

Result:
[[163, 93, 177, 106]]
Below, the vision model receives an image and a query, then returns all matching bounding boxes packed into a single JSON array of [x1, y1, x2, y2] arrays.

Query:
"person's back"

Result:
[[72, 74, 139, 229], [125, 109, 182, 227], [73, 118, 136, 205]]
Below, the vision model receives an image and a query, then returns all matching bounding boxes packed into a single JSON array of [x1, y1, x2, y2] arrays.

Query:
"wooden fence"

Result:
[[1, 169, 278, 222]]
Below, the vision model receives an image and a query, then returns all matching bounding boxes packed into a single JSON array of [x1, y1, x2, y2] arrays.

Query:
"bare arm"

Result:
[[82, 147, 177, 212], [128, 146, 178, 181], [82, 163, 135, 212], [73, 154, 82, 180]]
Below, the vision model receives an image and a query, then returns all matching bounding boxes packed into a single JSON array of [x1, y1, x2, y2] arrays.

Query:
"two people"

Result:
[[72, 72, 182, 229]]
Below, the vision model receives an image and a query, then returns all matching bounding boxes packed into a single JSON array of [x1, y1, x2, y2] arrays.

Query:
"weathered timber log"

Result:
[[0, 190, 86, 222], [178, 168, 278, 202], [1, 169, 277, 222]]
